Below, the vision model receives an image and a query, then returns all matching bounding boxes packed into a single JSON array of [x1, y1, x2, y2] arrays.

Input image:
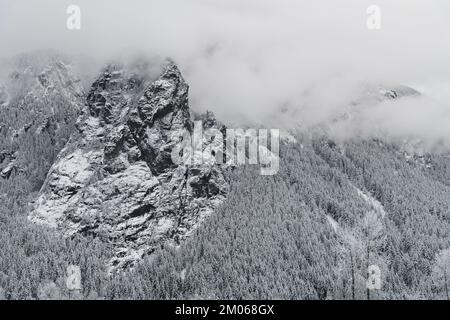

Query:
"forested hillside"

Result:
[[1, 56, 450, 300], [3, 129, 450, 299], [105, 140, 450, 300], [0, 55, 110, 299]]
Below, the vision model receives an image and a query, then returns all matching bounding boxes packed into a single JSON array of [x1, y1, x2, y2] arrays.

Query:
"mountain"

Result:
[[2, 53, 450, 300], [29, 60, 228, 270], [0, 53, 84, 188]]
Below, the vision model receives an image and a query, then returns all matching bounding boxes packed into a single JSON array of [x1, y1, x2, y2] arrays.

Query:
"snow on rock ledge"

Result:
[[29, 60, 228, 271]]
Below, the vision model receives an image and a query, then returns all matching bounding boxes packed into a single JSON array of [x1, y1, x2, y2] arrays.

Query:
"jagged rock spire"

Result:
[[30, 59, 228, 270]]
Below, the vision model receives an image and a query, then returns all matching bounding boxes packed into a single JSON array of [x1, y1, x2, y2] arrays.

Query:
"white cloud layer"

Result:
[[1, 0, 450, 148]]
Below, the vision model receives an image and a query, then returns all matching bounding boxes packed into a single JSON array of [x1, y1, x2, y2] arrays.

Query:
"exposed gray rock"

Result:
[[0, 151, 17, 179], [0, 55, 84, 143], [30, 60, 228, 271], [0, 150, 13, 164], [0, 160, 17, 179], [380, 85, 420, 100], [8, 57, 84, 112]]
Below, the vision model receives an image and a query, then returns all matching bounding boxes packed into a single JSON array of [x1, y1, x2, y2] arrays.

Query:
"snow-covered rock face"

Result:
[[29, 60, 228, 270], [1, 55, 85, 181], [1, 56, 84, 139], [8, 58, 84, 111]]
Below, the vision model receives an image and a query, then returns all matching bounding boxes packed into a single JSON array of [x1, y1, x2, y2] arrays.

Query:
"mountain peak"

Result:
[[29, 59, 228, 271]]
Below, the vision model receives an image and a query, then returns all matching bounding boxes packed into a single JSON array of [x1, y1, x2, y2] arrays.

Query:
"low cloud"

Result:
[[1, 0, 450, 148]]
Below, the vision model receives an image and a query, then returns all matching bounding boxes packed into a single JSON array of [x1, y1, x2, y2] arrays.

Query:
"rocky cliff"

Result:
[[0, 54, 84, 182], [29, 60, 228, 270]]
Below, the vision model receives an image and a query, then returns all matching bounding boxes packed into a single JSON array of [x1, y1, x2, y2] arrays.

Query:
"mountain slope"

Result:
[[0, 53, 84, 188], [106, 138, 450, 300], [1, 53, 450, 300]]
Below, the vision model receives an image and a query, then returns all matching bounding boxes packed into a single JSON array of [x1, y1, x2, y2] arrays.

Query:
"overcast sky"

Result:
[[1, 0, 450, 148]]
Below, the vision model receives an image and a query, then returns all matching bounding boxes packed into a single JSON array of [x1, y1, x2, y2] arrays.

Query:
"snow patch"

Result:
[[326, 215, 339, 233], [54, 150, 94, 184], [180, 268, 187, 281], [280, 130, 297, 144], [356, 188, 387, 218]]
